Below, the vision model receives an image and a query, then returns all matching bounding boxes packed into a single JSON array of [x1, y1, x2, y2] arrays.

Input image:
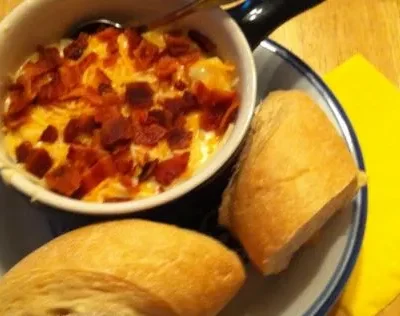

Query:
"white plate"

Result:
[[0, 39, 367, 316]]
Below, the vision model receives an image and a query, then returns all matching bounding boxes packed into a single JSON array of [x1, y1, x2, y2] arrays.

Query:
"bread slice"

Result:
[[0, 220, 245, 316], [219, 90, 364, 275]]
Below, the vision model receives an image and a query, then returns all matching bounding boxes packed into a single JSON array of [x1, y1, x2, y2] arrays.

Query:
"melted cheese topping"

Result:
[[3, 30, 237, 202]]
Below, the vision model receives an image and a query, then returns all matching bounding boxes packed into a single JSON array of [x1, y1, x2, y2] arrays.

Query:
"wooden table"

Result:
[[0, 0, 399, 314], [270, 0, 400, 314]]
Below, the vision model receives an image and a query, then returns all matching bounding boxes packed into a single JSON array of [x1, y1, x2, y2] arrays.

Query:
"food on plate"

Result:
[[0, 219, 245, 316], [219, 90, 366, 275], [2, 27, 239, 202]]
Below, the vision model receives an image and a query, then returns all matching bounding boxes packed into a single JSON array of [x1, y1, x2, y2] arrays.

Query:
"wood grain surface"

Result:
[[0, 0, 399, 314]]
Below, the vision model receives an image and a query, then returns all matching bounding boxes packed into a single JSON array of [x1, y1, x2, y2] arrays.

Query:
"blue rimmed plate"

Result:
[[0, 39, 367, 316]]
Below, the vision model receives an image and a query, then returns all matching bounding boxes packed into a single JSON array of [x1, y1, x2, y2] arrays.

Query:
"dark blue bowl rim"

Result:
[[258, 39, 368, 316]]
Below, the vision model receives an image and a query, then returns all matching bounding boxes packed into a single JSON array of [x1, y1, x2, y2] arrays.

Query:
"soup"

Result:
[[2, 26, 238, 202]]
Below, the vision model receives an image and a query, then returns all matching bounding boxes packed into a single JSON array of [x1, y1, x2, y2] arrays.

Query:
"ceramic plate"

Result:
[[0, 39, 367, 316]]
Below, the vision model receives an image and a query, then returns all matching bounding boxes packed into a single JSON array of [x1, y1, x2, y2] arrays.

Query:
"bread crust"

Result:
[[219, 90, 361, 275], [0, 220, 245, 316]]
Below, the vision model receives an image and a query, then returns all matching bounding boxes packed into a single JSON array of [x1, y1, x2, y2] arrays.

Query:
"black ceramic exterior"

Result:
[[228, 0, 325, 49]]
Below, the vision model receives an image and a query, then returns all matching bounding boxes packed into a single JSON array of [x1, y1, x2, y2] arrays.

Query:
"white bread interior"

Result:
[[0, 220, 245, 316], [219, 90, 363, 275]]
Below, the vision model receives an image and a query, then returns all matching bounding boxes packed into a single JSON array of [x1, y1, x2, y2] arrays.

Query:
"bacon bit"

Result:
[[63, 118, 80, 143], [125, 28, 142, 58], [154, 152, 190, 186], [37, 72, 65, 103], [58, 64, 81, 91], [40, 125, 58, 143], [59, 86, 103, 106], [164, 33, 192, 57], [146, 109, 172, 128], [67, 144, 106, 170], [63, 33, 89, 60], [125, 82, 154, 108], [119, 174, 139, 195], [2, 111, 29, 130], [37, 46, 63, 68], [132, 123, 167, 147], [188, 30, 216, 53], [94, 105, 121, 124], [178, 50, 201, 66], [80, 155, 116, 194], [7, 85, 29, 115], [77, 52, 98, 73], [134, 39, 159, 70], [93, 68, 113, 94], [96, 27, 120, 68], [200, 106, 227, 132], [155, 55, 180, 80], [163, 91, 198, 118], [174, 80, 187, 91], [218, 98, 239, 134], [167, 127, 193, 150], [100, 116, 133, 149], [25, 148, 53, 178], [45, 163, 82, 196], [15, 141, 33, 163], [78, 115, 98, 134], [193, 81, 236, 108], [112, 146, 134, 174], [139, 159, 159, 182]]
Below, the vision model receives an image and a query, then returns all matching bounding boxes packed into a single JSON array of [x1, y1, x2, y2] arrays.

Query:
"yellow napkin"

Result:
[[324, 55, 400, 316]]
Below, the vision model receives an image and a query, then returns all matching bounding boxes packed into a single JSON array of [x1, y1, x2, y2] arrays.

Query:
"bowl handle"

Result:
[[227, 0, 325, 50]]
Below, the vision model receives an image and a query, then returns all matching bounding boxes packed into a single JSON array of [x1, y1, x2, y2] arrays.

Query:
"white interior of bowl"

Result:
[[0, 0, 256, 214]]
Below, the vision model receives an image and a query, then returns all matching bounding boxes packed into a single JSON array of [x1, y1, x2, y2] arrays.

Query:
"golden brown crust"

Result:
[[0, 220, 245, 316], [219, 90, 362, 275]]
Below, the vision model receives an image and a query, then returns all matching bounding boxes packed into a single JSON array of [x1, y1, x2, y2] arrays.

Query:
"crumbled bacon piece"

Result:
[[63, 33, 89, 60], [155, 55, 180, 80], [40, 125, 58, 143], [100, 116, 133, 149], [67, 144, 106, 170], [2, 111, 28, 130], [94, 105, 121, 124], [58, 64, 81, 91], [164, 33, 192, 57], [200, 106, 227, 132], [146, 109, 172, 128], [80, 155, 116, 194], [138, 159, 159, 182], [77, 52, 98, 73], [218, 98, 239, 134], [7, 85, 29, 115], [174, 80, 187, 91], [60, 86, 104, 106], [154, 152, 190, 186], [119, 175, 138, 194], [25, 148, 53, 178], [63, 118, 80, 143], [188, 30, 216, 53], [93, 68, 113, 95], [125, 82, 154, 108], [162, 91, 198, 118], [167, 127, 193, 150], [112, 146, 134, 174], [134, 39, 159, 70], [78, 115, 98, 134], [132, 123, 167, 147], [96, 27, 120, 68], [193, 81, 236, 108], [45, 163, 82, 196], [125, 28, 142, 58], [37, 46, 63, 68], [36, 72, 65, 103], [15, 141, 33, 163], [178, 50, 201, 66]]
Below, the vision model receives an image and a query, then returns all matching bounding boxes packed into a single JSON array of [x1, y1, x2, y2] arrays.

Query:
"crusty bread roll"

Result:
[[0, 220, 245, 316], [219, 90, 365, 275]]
